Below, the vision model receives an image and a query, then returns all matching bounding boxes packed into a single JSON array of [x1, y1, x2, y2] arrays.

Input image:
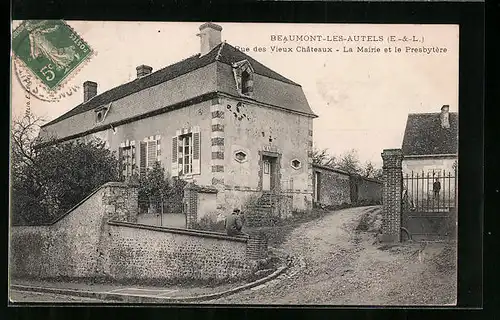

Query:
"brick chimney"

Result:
[[136, 65, 153, 78], [440, 105, 450, 128], [83, 81, 97, 102], [197, 22, 222, 56]]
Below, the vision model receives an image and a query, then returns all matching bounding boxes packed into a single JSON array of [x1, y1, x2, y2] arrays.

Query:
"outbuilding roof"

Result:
[[401, 112, 458, 156]]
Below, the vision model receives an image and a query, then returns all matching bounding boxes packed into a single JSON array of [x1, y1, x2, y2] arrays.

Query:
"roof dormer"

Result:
[[94, 103, 112, 124], [232, 60, 254, 97]]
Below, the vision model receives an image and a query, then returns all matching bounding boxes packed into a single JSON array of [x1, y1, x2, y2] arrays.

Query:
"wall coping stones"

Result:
[[107, 220, 249, 243], [14, 181, 133, 227], [198, 186, 218, 194]]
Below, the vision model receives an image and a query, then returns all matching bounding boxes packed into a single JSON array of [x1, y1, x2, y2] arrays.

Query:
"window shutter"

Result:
[[140, 141, 147, 177], [192, 126, 201, 175], [171, 136, 178, 177], [118, 147, 124, 180], [147, 140, 157, 168]]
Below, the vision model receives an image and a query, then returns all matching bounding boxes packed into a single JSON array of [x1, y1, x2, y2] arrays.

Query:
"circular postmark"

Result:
[[13, 57, 80, 103]]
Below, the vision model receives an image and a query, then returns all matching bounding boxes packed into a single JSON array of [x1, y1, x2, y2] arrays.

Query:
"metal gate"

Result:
[[402, 169, 457, 241]]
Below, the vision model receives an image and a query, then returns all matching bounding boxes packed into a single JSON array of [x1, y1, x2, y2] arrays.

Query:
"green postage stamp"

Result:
[[12, 20, 94, 90]]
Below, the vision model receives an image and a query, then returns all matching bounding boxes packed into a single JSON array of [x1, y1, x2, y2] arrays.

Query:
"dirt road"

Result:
[[211, 206, 457, 305], [9, 290, 103, 303]]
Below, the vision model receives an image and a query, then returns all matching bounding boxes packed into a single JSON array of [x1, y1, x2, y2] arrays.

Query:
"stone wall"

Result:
[[103, 222, 256, 283], [183, 183, 219, 228], [10, 182, 267, 284], [312, 165, 351, 206], [10, 182, 138, 279], [350, 176, 383, 204]]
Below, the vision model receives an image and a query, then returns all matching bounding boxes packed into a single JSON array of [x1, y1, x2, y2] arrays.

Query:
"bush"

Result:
[[137, 162, 187, 214], [11, 114, 120, 226], [193, 215, 226, 232]]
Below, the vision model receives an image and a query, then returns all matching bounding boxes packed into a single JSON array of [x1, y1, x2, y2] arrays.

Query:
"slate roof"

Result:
[[401, 112, 458, 156], [42, 42, 304, 128]]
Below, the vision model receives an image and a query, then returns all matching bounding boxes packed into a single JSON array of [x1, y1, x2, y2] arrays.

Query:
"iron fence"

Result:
[[138, 197, 184, 215], [402, 169, 457, 213]]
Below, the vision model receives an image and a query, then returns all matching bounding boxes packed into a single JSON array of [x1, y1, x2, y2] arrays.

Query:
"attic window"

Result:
[[235, 151, 248, 163], [95, 109, 105, 123], [233, 60, 254, 97], [94, 103, 111, 124], [241, 70, 251, 95], [291, 159, 302, 170]]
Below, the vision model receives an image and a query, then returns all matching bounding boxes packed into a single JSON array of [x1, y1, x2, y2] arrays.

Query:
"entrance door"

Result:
[[262, 160, 271, 191], [314, 171, 320, 202]]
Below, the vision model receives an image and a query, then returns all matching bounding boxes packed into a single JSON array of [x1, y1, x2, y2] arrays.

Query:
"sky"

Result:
[[11, 21, 459, 168]]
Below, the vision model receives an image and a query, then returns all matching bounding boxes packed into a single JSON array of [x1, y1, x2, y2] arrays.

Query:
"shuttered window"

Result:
[[119, 141, 136, 180], [172, 126, 201, 177], [139, 135, 161, 177], [147, 140, 157, 168], [140, 142, 147, 178]]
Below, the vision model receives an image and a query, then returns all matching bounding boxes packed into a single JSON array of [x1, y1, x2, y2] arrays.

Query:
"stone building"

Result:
[[401, 105, 458, 175], [400, 105, 458, 202], [38, 22, 318, 215]]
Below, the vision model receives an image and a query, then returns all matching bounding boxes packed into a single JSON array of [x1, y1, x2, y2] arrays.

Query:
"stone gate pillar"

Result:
[[380, 149, 404, 242], [246, 231, 269, 260], [184, 182, 199, 229]]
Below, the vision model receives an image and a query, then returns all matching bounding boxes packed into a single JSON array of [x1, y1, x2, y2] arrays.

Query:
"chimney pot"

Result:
[[136, 65, 153, 78], [83, 81, 97, 102], [198, 22, 223, 56], [440, 104, 450, 128]]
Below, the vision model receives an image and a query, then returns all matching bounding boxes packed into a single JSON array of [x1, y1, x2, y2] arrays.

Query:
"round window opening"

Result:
[[235, 151, 247, 162], [96, 112, 103, 122], [291, 159, 302, 169]]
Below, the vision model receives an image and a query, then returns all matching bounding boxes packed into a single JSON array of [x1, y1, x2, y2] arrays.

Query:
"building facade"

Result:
[[38, 23, 317, 215], [400, 105, 458, 203]]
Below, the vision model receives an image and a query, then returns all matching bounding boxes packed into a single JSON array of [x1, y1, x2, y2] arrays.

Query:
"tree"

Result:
[[311, 148, 336, 167], [373, 168, 384, 181], [138, 162, 170, 213], [137, 162, 188, 214], [362, 161, 376, 178], [337, 149, 362, 175], [11, 113, 120, 225]]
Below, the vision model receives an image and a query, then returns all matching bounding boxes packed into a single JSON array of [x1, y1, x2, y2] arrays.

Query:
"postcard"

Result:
[[9, 21, 458, 305]]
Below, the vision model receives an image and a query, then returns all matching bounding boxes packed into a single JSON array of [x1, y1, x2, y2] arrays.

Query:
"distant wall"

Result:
[[350, 176, 383, 204], [312, 165, 382, 207], [312, 165, 351, 206]]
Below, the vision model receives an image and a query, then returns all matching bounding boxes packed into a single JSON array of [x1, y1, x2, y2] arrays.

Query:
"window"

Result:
[[232, 60, 254, 97], [139, 135, 161, 177], [291, 159, 302, 170], [96, 110, 105, 123], [179, 134, 193, 175], [171, 127, 200, 177], [118, 140, 136, 179], [235, 150, 247, 163], [241, 70, 251, 95], [94, 103, 112, 124], [263, 161, 270, 174]]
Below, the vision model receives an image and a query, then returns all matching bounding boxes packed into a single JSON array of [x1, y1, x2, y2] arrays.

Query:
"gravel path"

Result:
[[211, 206, 457, 305]]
